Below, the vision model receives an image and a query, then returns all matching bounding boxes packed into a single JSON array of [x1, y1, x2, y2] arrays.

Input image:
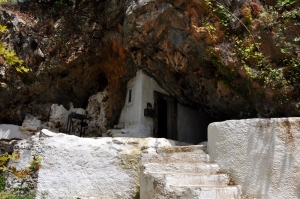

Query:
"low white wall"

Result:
[[208, 118, 300, 199], [10, 129, 174, 199]]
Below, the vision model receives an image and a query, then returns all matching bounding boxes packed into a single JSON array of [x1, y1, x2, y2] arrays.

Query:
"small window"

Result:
[[128, 88, 132, 103], [126, 87, 133, 106]]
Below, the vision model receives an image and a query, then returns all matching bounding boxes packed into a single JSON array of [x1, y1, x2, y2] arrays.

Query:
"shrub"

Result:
[[0, 152, 42, 199]]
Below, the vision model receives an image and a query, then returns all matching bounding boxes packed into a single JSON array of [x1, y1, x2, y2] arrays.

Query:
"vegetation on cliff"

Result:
[[200, 0, 300, 116]]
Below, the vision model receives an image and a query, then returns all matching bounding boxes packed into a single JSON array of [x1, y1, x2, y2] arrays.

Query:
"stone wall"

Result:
[[8, 129, 174, 198], [207, 118, 300, 199]]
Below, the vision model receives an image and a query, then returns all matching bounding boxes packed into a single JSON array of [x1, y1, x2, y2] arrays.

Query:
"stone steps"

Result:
[[156, 145, 206, 153], [150, 172, 230, 186], [140, 145, 242, 199], [169, 185, 242, 199], [143, 162, 220, 174], [142, 152, 210, 164]]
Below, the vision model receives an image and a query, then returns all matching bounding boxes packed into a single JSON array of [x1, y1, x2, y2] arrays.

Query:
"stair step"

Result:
[[156, 145, 206, 154], [140, 146, 242, 199], [169, 185, 242, 199], [143, 163, 220, 174], [149, 172, 230, 186], [142, 152, 210, 164]]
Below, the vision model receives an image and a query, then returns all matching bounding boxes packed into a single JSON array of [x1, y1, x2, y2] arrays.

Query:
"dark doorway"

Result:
[[154, 92, 177, 140], [157, 98, 168, 138]]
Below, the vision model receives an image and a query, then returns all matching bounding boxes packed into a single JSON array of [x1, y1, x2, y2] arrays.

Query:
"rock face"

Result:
[[0, 4, 129, 128], [85, 89, 109, 135], [207, 118, 300, 199], [9, 129, 176, 199], [0, 0, 299, 132], [140, 145, 242, 199]]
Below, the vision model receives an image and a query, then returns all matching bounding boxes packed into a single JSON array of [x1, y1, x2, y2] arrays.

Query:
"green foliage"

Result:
[[0, 0, 17, 4], [203, 1, 299, 108], [0, 25, 29, 73], [276, 0, 296, 9], [0, 153, 42, 199], [294, 37, 300, 42], [282, 7, 300, 20], [0, 174, 5, 191], [212, 2, 234, 27], [0, 25, 7, 33], [0, 190, 35, 199], [234, 38, 264, 69]]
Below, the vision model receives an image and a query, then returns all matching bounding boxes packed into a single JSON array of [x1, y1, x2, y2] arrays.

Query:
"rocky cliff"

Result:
[[0, 0, 299, 134]]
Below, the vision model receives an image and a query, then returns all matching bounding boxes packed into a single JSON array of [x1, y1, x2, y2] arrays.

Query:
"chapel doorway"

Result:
[[154, 92, 177, 140]]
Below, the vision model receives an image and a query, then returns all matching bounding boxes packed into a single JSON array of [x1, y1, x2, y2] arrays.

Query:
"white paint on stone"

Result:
[[10, 129, 174, 199], [116, 70, 169, 137], [0, 124, 31, 140], [208, 118, 300, 199], [140, 145, 242, 199], [107, 123, 152, 138]]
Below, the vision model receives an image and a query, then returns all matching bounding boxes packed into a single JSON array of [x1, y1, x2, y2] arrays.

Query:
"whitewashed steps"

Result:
[[169, 185, 242, 199], [156, 145, 207, 153], [143, 162, 220, 174], [140, 145, 242, 199], [149, 172, 230, 186], [142, 152, 210, 164]]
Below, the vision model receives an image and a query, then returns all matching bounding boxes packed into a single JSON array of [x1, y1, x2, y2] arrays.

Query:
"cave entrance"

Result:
[[154, 92, 178, 140]]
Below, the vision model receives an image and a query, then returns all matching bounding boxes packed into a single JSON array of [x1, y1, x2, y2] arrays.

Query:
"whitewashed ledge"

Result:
[[9, 129, 175, 199], [208, 118, 300, 199], [0, 124, 31, 140]]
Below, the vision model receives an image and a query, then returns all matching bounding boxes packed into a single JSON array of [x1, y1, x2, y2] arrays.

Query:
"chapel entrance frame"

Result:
[[153, 91, 178, 140]]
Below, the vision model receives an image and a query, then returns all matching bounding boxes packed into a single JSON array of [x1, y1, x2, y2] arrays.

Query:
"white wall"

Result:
[[141, 71, 169, 124], [208, 118, 300, 199], [177, 104, 214, 144], [119, 75, 139, 125], [118, 70, 169, 137], [117, 70, 216, 141]]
